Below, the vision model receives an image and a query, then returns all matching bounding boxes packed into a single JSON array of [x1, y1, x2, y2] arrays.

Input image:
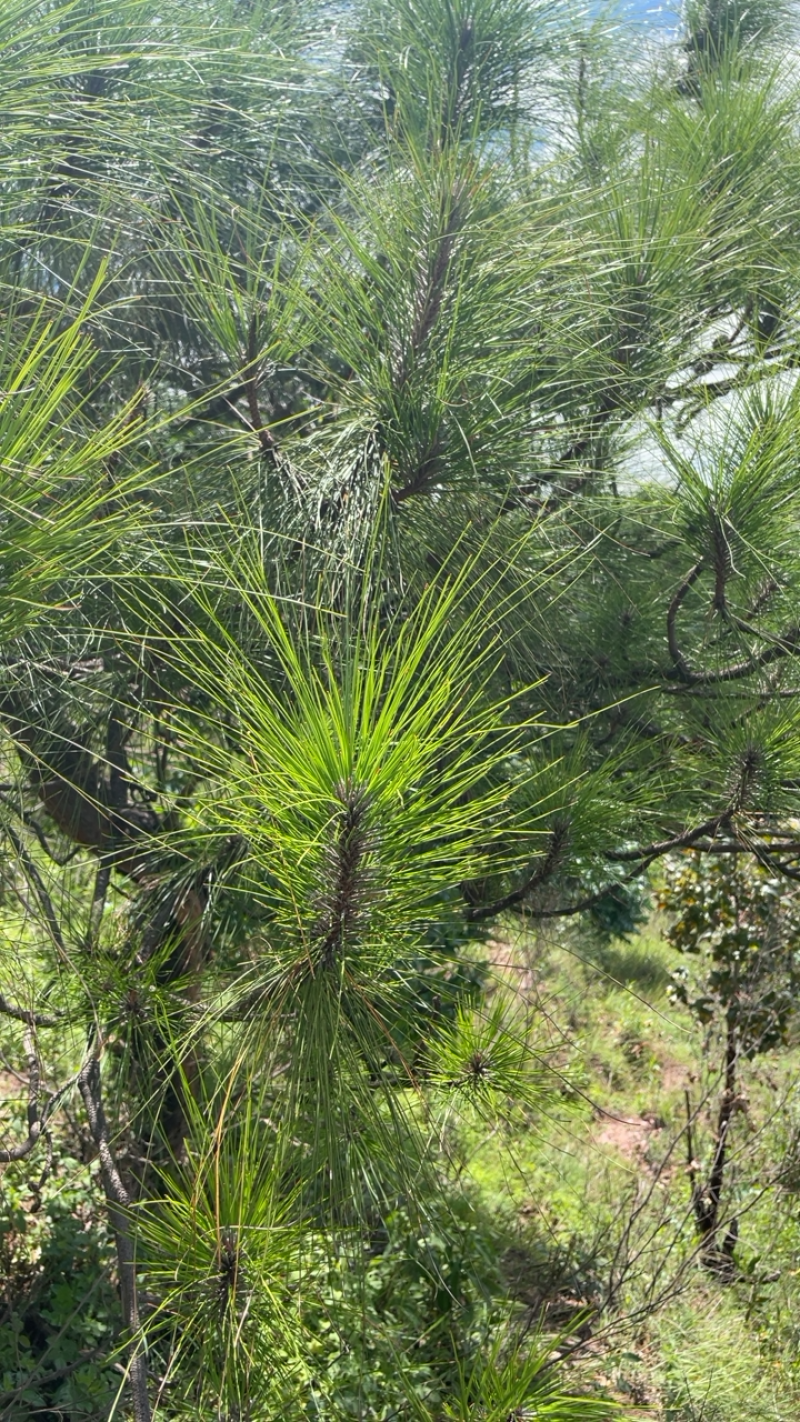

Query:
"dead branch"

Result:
[[78, 1053, 151, 1422]]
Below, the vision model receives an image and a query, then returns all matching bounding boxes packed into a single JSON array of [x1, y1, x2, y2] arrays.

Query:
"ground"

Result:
[[3, 914, 800, 1418], [466, 917, 800, 1420]]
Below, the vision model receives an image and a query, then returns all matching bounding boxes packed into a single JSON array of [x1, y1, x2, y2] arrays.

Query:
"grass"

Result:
[[5, 903, 800, 1418], [456, 914, 800, 1420]]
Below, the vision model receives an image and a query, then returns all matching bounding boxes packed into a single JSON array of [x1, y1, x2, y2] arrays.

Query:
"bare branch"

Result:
[[78, 1055, 131, 1211], [666, 560, 704, 682], [0, 1030, 42, 1163], [78, 1054, 151, 1422], [5, 823, 69, 961], [684, 1088, 698, 1201], [607, 811, 732, 864], [0, 993, 63, 1028]]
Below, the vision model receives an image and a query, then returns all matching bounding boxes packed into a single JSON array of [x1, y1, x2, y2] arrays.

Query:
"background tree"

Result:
[[659, 851, 800, 1260]]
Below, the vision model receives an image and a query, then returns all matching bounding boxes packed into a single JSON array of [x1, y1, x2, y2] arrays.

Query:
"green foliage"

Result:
[[301, 1193, 505, 1417], [429, 997, 551, 1120], [659, 854, 800, 1057], [587, 883, 651, 946], [135, 1088, 306, 1417], [6, 0, 800, 1415], [346, 0, 565, 142], [655, 1291, 797, 1422], [0, 1147, 119, 1420], [166, 549, 529, 985], [682, 0, 795, 64]]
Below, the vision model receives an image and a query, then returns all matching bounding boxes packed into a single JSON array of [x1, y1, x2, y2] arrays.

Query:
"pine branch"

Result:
[[466, 822, 569, 923], [0, 994, 63, 1028], [666, 560, 705, 682], [607, 811, 733, 864], [665, 561, 800, 686], [244, 313, 279, 464]]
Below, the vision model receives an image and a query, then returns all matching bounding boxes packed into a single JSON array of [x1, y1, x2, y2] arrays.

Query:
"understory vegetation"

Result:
[[4, 0, 800, 1417]]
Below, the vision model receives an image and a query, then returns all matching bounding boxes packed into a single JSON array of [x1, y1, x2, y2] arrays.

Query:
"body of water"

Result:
[[613, 2, 681, 27]]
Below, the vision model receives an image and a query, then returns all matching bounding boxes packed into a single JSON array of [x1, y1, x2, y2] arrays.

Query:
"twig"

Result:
[[78, 1054, 151, 1422], [5, 824, 69, 961], [0, 1030, 42, 1163], [244, 314, 279, 463], [85, 859, 111, 952], [665, 561, 800, 686], [0, 993, 63, 1028], [466, 824, 568, 922], [666, 561, 704, 682]]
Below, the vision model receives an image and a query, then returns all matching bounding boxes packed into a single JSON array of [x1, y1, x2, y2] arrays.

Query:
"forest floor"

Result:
[[466, 918, 800, 1421], [4, 917, 800, 1418]]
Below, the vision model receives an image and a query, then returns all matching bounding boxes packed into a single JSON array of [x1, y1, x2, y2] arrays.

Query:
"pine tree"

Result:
[[2, 0, 800, 1414]]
